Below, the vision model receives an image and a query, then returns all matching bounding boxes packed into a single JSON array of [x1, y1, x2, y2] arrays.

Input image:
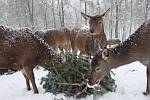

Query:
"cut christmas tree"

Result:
[[41, 53, 116, 98]]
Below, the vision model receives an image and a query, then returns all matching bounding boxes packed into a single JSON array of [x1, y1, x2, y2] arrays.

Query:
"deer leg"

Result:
[[87, 52, 92, 59], [59, 46, 65, 54], [21, 70, 31, 91], [64, 44, 71, 53], [24, 68, 39, 94], [143, 67, 150, 95]]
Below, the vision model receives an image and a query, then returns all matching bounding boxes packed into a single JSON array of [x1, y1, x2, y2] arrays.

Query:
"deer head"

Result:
[[81, 8, 110, 34], [89, 47, 111, 85]]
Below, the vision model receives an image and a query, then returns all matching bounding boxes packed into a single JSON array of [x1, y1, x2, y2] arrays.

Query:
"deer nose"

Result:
[[90, 29, 94, 33], [88, 80, 93, 86], [88, 78, 94, 86]]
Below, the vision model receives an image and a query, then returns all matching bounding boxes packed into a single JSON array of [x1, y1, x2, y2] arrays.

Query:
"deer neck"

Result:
[[109, 46, 139, 69], [97, 24, 107, 48], [97, 24, 105, 35], [95, 32, 107, 48]]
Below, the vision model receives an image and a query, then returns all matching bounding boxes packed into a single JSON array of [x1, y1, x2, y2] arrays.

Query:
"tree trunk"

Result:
[[144, 0, 150, 20], [27, 0, 34, 31], [31, 0, 34, 31], [115, 1, 119, 38], [85, 1, 87, 14], [110, 0, 113, 39], [60, 0, 65, 27], [51, 0, 56, 28], [129, 0, 133, 35], [57, 0, 64, 27], [44, 2, 48, 29], [15, 0, 21, 28], [58, 0, 61, 27]]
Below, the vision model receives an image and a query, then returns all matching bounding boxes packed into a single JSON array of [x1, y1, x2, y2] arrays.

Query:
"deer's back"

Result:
[[135, 21, 150, 63], [111, 20, 150, 65], [0, 27, 39, 69], [44, 28, 71, 48]]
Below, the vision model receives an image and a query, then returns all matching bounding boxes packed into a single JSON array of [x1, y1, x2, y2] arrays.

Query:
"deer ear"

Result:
[[102, 8, 110, 18], [101, 47, 109, 60], [81, 12, 91, 21]]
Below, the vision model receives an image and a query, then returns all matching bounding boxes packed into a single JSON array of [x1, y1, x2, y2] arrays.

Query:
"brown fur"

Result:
[[71, 27, 100, 56], [0, 26, 63, 93], [90, 20, 150, 95], [70, 9, 109, 56], [35, 28, 71, 52]]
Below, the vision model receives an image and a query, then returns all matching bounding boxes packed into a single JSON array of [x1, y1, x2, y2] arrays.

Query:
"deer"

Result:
[[0, 26, 64, 94], [71, 8, 110, 57], [88, 20, 150, 95], [35, 28, 71, 53]]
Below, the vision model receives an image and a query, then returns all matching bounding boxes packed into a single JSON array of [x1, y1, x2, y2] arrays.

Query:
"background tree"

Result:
[[0, 0, 149, 41]]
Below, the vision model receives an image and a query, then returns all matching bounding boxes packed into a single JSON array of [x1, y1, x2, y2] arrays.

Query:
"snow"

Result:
[[80, 25, 89, 30], [0, 62, 150, 100]]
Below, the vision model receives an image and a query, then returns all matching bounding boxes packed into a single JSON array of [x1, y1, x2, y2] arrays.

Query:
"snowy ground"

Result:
[[0, 61, 150, 100]]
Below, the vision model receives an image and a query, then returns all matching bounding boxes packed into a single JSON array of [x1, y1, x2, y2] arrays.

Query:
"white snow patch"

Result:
[[80, 25, 89, 30], [0, 62, 150, 100]]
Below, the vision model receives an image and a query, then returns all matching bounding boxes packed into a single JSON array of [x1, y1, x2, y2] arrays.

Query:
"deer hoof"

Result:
[[27, 87, 31, 91], [143, 91, 150, 96], [34, 90, 39, 94]]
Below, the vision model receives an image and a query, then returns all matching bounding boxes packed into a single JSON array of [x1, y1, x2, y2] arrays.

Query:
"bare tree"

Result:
[[51, 0, 56, 28], [60, 0, 65, 27], [114, 0, 123, 38], [57, 0, 65, 27], [27, 0, 34, 31], [44, 1, 48, 29], [0, 0, 148, 41], [110, 0, 114, 39], [144, 0, 150, 20], [129, 0, 133, 35], [15, 0, 21, 27]]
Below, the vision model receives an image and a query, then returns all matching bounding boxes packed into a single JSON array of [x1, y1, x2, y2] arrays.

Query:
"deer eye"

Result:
[[95, 67, 101, 72], [98, 21, 102, 23]]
